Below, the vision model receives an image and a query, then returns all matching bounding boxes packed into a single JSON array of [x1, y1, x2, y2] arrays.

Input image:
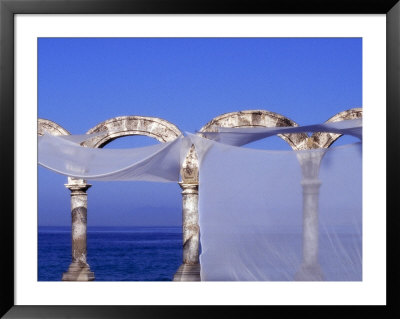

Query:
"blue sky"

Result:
[[38, 38, 362, 227]]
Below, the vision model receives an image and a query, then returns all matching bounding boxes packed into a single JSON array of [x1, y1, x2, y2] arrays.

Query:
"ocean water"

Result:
[[39, 226, 361, 281], [38, 226, 182, 281]]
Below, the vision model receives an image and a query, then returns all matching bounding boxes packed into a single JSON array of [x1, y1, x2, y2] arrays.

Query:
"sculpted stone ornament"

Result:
[[173, 146, 201, 281]]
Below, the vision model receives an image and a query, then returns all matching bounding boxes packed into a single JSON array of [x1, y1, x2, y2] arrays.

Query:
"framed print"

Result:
[[1, 0, 399, 318]]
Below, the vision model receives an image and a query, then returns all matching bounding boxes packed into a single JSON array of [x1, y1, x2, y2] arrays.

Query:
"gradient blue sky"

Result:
[[38, 38, 362, 227]]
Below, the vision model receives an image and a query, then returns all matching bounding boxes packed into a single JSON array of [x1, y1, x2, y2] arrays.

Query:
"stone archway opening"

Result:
[[85, 134, 183, 281], [80, 115, 184, 281]]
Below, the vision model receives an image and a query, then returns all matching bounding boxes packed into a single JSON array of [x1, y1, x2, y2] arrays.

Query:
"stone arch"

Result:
[[199, 110, 309, 150], [310, 108, 362, 149], [83, 116, 184, 280], [84, 116, 182, 148], [38, 118, 70, 136]]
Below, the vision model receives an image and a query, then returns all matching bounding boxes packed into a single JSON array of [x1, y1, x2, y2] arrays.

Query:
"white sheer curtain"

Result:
[[189, 121, 362, 281], [38, 133, 191, 182]]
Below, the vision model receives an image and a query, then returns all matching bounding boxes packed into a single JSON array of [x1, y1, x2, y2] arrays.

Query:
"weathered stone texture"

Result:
[[38, 118, 70, 136], [199, 110, 309, 150], [62, 183, 94, 281], [84, 116, 182, 148], [180, 183, 200, 265], [173, 183, 201, 281], [181, 145, 199, 184], [173, 264, 201, 281], [311, 108, 362, 149]]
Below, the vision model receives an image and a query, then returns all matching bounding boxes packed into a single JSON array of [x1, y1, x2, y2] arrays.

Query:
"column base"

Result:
[[294, 263, 324, 281], [62, 262, 95, 281], [173, 264, 201, 281]]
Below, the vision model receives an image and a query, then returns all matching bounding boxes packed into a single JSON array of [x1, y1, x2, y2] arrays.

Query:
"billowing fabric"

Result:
[[38, 133, 191, 182], [188, 124, 362, 281], [200, 118, 361, 146]]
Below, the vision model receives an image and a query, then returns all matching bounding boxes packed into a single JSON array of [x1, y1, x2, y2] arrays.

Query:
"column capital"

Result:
[[65, 183, 92, 194], [178, 182, 199, 195]]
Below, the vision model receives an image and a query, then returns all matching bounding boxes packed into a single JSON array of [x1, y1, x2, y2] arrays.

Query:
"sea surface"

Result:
[[38, 226, 182, 281], [39, 226, 361, 281]]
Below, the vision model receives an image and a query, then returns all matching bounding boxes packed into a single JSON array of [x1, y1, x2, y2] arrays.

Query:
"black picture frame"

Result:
[[1, 0, 399, 318]]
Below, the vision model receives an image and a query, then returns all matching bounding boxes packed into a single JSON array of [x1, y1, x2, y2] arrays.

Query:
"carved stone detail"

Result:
[[84, 116, 182, 148], [310, 108, 362, 149], [38, 118, 70, 136], [199, 110, 309, 150]]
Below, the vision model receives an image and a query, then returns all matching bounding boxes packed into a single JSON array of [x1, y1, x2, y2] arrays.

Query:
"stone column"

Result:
[[62, 179, 95, 281], [173, 183, 201, 281], [295, 152, 324, 281]]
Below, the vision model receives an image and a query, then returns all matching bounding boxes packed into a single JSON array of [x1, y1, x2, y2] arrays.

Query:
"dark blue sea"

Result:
[[38, 226, 182, 281]]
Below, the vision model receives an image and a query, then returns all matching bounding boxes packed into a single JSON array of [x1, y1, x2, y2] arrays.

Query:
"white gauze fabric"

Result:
[[188, 121, 362, 281], [200, 118, 362, 146], [38, 133, 191, 182]]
